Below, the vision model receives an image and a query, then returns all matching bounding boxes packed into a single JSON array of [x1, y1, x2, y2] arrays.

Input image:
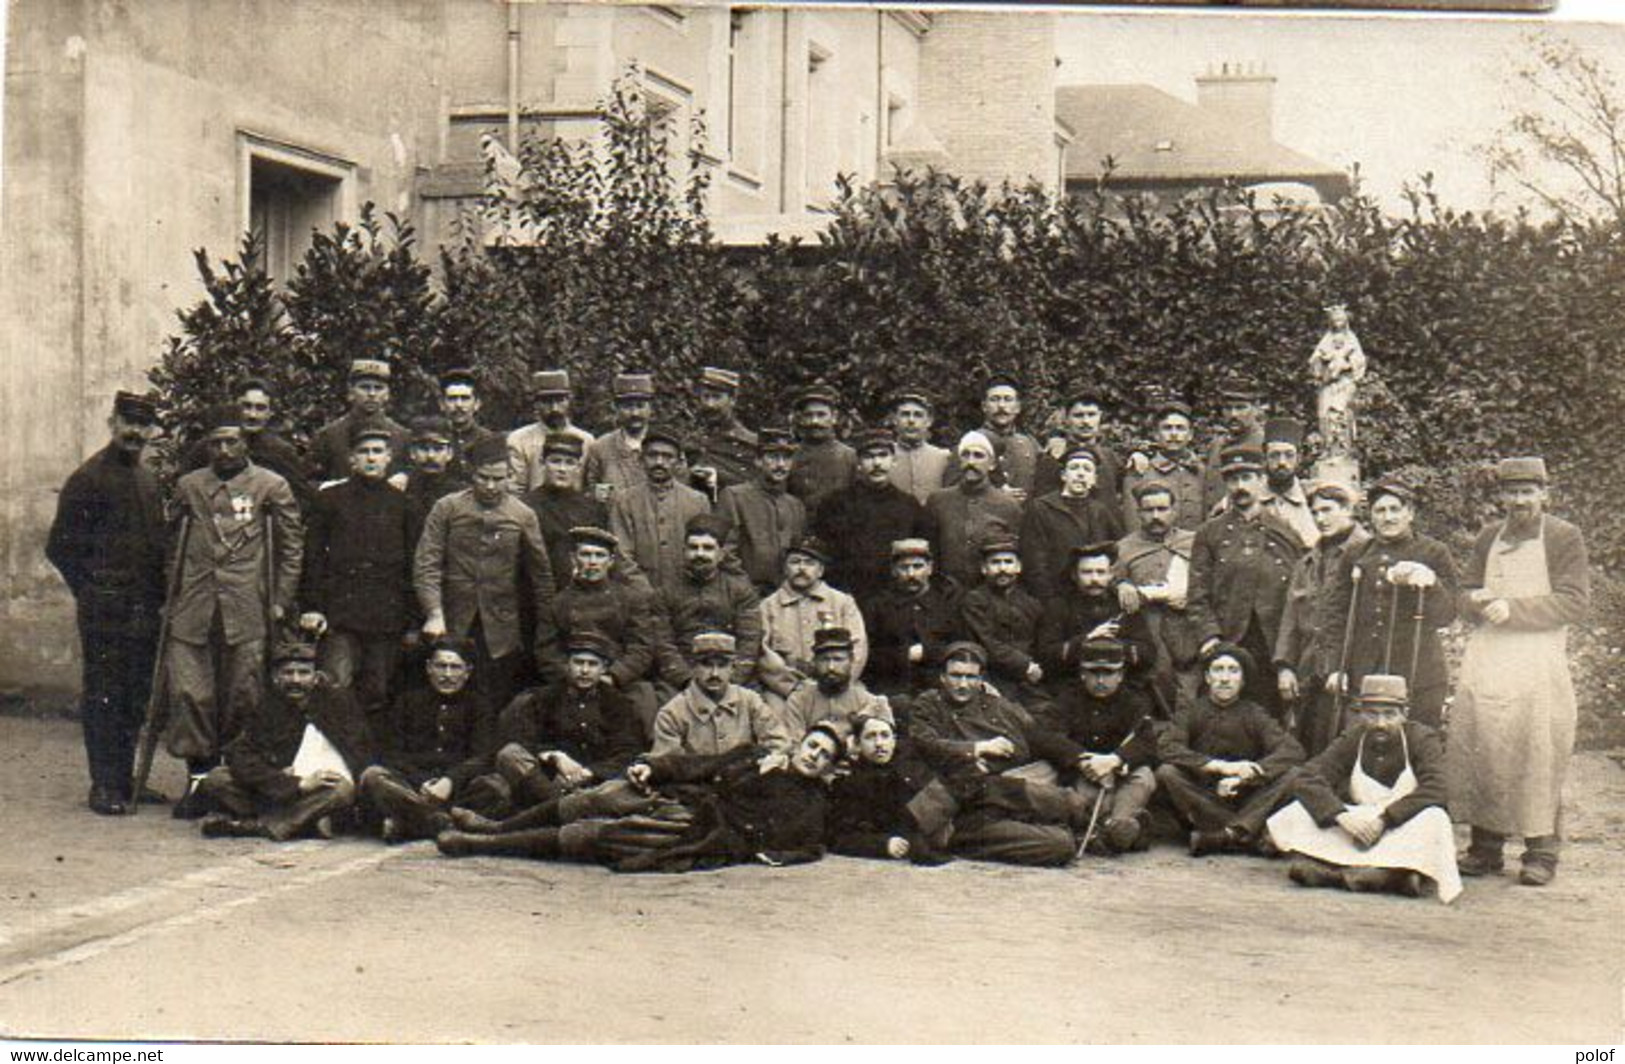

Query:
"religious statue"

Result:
[[1309, 303, 1367, 461]]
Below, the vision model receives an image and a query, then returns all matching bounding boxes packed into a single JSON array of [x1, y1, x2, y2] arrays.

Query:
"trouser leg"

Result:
[[218, 638, 265, 753], [114, 627, 159, 798], [321, 630, 361, 689], [164, 637, 218, 762], [360, 766, 449, 840], [1106, 765, 1157, 821], [495, 742, 562, 807], [262, 778, 356, 841], [1154, 764, 1232, 831], [79, 629, 121, 794], [196, 766, 257, 818], [905, 779, 959, 849], [1240, 624, 1281, 718], [950, 819, 1075, 866], [1408, 683, 1447, 731], [356, 634, 401, 724], [1231, 769, 1300, 837], [623, 681, 660, 746]]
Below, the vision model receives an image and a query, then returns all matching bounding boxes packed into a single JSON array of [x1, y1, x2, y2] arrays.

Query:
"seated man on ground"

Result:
[[649, 631, 791, 758], [437, 723, 844, 873], [359, 637, 501, 842], [198, 641, 374, 841], [1266, 674, 1461, 902], [1155, 642, 1305, 856], [827, 714, 954, 865], [1029, 638, 1160, 855], [961, 534, 1048, 705], [781, 626, 893, 740]]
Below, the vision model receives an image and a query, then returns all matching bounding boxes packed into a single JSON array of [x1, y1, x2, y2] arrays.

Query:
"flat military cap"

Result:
[[1217, 379, 1262, 403], [786, 535, 833, 565], [1355, 673, 1409, 708], [1264, 417, 1305, 448], [851, 426, 897, 455], [1130, 478, 1177, 503], [613, 371, 656, 400], [1064, 386, 1107, 408], [641, 424, 685, 453], [542, 432, 585, 459], [1200, 640, 1256, 678], [979, 533, 1021, 557], [409, 414, 452, 444], [684, 513, 731, 542], [467, 434, 510, 468], [942, 640, 989, 667], [1216, 445, 1265, 476], [112, 391, 158, 424], [791, 384, 841, 410], [348, 417, 395, 449], [698, 366, 742, 391], [565, 630, 618, 662], [1496, 456, 1548, 485], [691, 631, 738, 660], [438, 366, 478, 390], [568, 525, 620, 551], [757, 427, 797, 453], [1078, 638, 1128, 671], [349, 358, 391, 381], [270, 641, 319, 666], [983, 371, 1022, 393], [1308, 480, 1359, 507], [1367, 477, 1418, 507], [811, 627, 856, 655], [887, 390, 933, 411], [890, 538, 933, 560], [1060, 444, 1100, 468], [1071, 540, 1118, 564], [430, 635, 476, 662], [531, 369, 571, 395], [201, 402, 245, 437], [1152, 397, 1193, 421]]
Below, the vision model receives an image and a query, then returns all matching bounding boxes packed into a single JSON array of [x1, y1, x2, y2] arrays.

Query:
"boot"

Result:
[[1289, 856, 1346, 890], [171, 774, 212, 820], [1457, 826, 1505, 877], [1520, 835, 1559, 886]]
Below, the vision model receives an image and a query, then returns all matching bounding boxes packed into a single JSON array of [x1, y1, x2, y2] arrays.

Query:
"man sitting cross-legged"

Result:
[[198, 641, 374, 841], [437, 724, 844, 873], [1267, 674, 1461, 902]]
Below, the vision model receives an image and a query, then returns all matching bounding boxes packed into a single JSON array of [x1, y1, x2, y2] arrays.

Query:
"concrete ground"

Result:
[[2, 714, 1622, 1044]]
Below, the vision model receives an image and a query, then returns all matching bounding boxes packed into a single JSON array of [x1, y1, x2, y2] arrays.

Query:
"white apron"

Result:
[[1447, 521, 1576, 837], [1268, 730, 1463, 903]]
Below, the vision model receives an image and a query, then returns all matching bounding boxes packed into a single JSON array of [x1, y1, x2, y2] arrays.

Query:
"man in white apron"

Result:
[[1448, 457, 1592, 887], [1267, 674, 1461, 902]]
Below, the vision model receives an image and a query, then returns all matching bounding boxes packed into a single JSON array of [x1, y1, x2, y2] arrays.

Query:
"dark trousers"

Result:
[[1155, 763, 1299, 836], [1240, 623, 1282, 718], [76, 610, 159, 799], [470, 621, 523, 719], [322, 629, 401, 724], [1295, 683, 1342, 759], [950, 819, 1076, 866], [198, 767, 356, 841], [360, 765, 507, 840]]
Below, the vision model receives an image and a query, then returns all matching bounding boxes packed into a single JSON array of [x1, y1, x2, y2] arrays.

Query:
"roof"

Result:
[[1056, 83, 1345, 186]]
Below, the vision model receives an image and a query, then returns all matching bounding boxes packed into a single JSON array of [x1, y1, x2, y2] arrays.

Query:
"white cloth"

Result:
[[1448, 524, 1576, 837], [291, 723, 352, 784], [1268, 731, 1463, 903]]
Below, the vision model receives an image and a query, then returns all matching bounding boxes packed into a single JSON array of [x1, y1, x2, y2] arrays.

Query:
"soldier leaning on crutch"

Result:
[[161, 403, 303, 818]]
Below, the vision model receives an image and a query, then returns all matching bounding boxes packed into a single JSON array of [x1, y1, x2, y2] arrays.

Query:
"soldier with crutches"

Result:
[[158, 403, 303, 818], [1325, 479, 1458, 730]]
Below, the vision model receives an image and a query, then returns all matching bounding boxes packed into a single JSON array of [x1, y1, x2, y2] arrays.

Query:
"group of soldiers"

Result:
[[45, 359, 1591, 895]]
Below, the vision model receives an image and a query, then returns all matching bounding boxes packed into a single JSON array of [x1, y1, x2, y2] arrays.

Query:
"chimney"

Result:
[[1194, 61, 1276, 145]]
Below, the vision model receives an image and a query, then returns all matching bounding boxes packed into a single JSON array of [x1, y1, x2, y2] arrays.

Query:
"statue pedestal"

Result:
[[1314, 454, 1360, 489]]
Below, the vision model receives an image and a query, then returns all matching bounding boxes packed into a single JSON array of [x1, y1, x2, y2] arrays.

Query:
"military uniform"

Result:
[[1122, 451, 1205, 533], [1155, 693, 1305, 840], [309, 412, 410, 484], [861, 580, 967, 698], [46, 438, 167, 807], [890, 440, 953, 505], [789, 438, 857, 513], [925, 484, 1023, 589], [182, 429, 315, 513], [584, 428, 647, 502], [1017, 492, 1126, 600], [508, 422, 594, 494], [978, 426, 1041, 497], [655, 568, 764, 687], [961, 582, 1046, 694], [1033, 438, 1122, 506], [361, 681, 498, 839], [1034, 590, 1157, 684], [609, 481, 712, 596], [718, 480, 805, 594], [1274, 523, 1372, 754], [524, 484, 610, 590], [1198, 425, 1265, 515], [1116, 528, 1201, 714], [691, 418, 759, 497], [649, 681, 790, 758], [811, 481, 937, 604]]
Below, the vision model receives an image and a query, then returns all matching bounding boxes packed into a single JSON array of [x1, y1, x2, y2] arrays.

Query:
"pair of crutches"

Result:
[[1332, 564, 1427, 736]]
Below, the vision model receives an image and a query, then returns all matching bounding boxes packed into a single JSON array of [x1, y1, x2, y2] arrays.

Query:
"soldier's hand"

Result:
[[421, 777, 453, 803], [299, 612, 329, 637], [421, 613, 447, 640], [1484, 599, 1512, 626], [1278, 667, 1301, 703], [1087, 620, 1120, 640], [1116, 583, 1144, 614], [1083, 753, 1121, 783], [974, 736, 1016, 761], [907, 643, 925, 664], [1005, 488, 1028, 505], [270, 604, 286, 623], [1024, 662, 1044, 685], [885, 836, 911, 860], [387, 472, 408, 491], [1215, 776, 1243, 799], [1336, 808, 1385, 848], [626, 763, 654, 793]]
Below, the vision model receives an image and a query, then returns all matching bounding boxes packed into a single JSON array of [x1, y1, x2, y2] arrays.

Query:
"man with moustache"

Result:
[[609, 425, 712, 596], [309, 360, 409, 484], [927, 432, 1023, 589], [655, 515, 763, 688], [757, 536, 868, 700], [718, 428, 806, 594], [649, 632, 790, 758], [886, 390, 953, 504], [1018, 445, 1126, 600], [1033, 390, 1122, 506], [1267, 674, 1460, 901], [179, 378, 314, 513], [961, 535, 1047, 702], [810, 426, 935, 604], [1122, 398, 1204, 534], [508, 369, 594, 494], [974, 372, 1041, 502], [1199, 379, 1268, 514], [584, 371, 656, 502], [1187, 445, 1305, 718], [1449, 457, 1590, 887], [828, 714, 954, 865], [436, 367, 502, 484], [688, 366, 759, 499], [781, 626, 892, 738], [47, 391, 168, 815], [862, 539, 968, 700], [402, 415, 464, 529], [1274, 482, 1372, 755], [1257, 417, 1318, 548], [788, 384, 856, 512], [1324, 479, 1458, 730], [1036, 542, 1156, 691], [524, 433, 611, 590], [1115, 480, 1202, 714]]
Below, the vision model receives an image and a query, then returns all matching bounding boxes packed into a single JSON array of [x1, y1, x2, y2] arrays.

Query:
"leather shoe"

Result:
[[88, 785, 127, 816], [436, 830, 481, 857], [1518, 861, 1556, 887], [1456, 849, 1504, 877], [1288, 857, 1345, 889], [1189, 829, 1228, 856], [171, 779, 211, 820]]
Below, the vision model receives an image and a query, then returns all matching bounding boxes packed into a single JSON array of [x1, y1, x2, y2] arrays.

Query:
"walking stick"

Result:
[[1381, 576, 1401, 674], [1075, 782, 1110, 860], [1407, 583, 1428, 689], [129, 514, 192, 814], [1332, 565, 1362, 737]]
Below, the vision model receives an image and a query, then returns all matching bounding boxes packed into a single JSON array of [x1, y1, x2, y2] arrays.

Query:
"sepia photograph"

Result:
[[1, 0, 1622, 1048]]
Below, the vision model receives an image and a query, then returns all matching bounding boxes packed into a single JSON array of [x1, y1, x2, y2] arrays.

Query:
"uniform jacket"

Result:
[[758, 581, 868, 681], [810, 480, 937, 602], [222, 685, 376, 804], [1198, 425, 1265, 514], [378, 684, 495, 789], [890, 441, 953, 504], [583, 428, 646, 501], [691, 418, 759, 495], [46, 445, 166, 630], [1034, 591, 1157, 679], [925, 484, 1023, 588], [827, 740, 942, 857], [782, 681, 892, 738], [169, 462, 304, 646], [1157, 694, 1304, 779], [413, 489, 553, 661], [1458, 515, 1590, 630], [508, 422, 594, 494], [446, 423, 503, 486], [309, 412, 410, 483], [789, 439, 857, 513], [534, 577, 660, 688], [655, 569, 764, 686], [1030, 683, 1158, 783], [609, 481, 712, 596], [1186, 507, 1305, 649], [1294, 721, 1447, 829], [1324, 531, 1459, 694], [182, 430, 316, 513], [496, 680, 643, 782], [300, 477, 415, 635], [961, 582, 1045, 683], [1033, 439, 1122, 507], [910, 688, 1039, 781], [1122, 451, 1205, 533], [1274, 525, 1372, 676], [649, 683, 790, 757], [1018, 492, 1127, 599], [405, 470, 464, 540], [861, 579, 967, 695], [977, 426, 1041, 496], [718, 481, 806, 592], [1116, 528, 1202, 672], [524, 485, 611, 590]]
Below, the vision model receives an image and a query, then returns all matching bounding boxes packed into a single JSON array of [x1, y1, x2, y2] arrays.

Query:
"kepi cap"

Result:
[[811, 627, 855, 655], [890, 538, 932, 560], [691, 631, 737, 660], [613, 372, 656, 400], [542, 432, 585, 459], [113, 391, 158, 425], [566, 630, 618, 662], [1217, 445, 1265, 477], [1264, 417, 1305, 448], [349, 358, 391, 382], [568, 526, 620, 552], [270, 641, 319, 666], [698, 366, 742, 392], [851, 426, 897, 455], [1496, 456, 1548, 485], [467, 434, 510, 469], [1355, 673, 1410, 708], [1078, 638, 1128, 671], [531, 369, 571, 396], [409, 414, 452, 444]]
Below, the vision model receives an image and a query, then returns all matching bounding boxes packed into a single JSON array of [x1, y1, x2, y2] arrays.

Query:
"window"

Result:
[[239, 135, 355, 284], [804, 42, 837, 208]]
